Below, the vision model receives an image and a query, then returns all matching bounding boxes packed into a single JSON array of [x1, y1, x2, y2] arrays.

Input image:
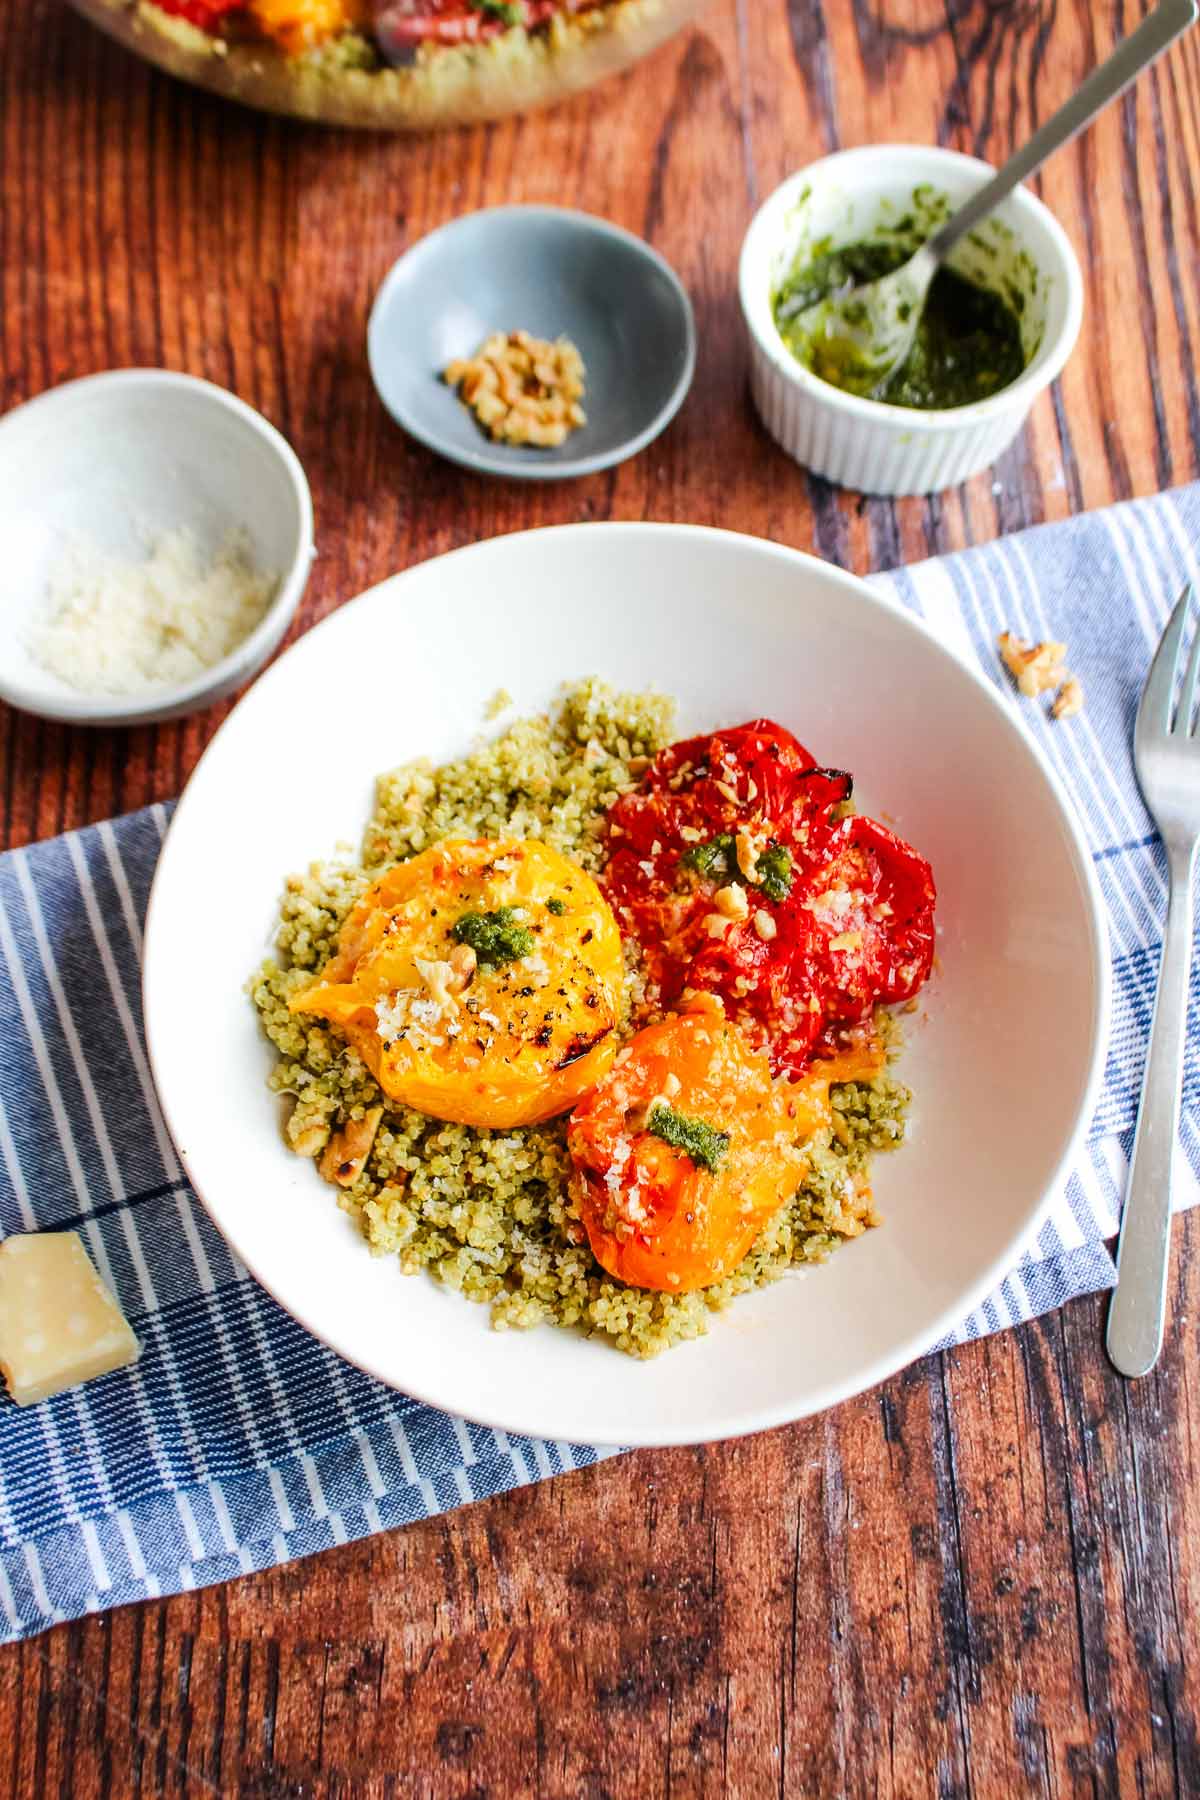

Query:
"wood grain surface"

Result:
[[3, 0, 1200, 1793]]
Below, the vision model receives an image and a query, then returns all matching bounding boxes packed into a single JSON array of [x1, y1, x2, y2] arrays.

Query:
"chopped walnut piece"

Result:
[[413, 955, 463, 1018], [447, 943, 477, 989], [288, 1115, 329, 1158], [998, 629, 1069, 697], [736, 826, 769, 883], [714, 882, 749, 920], [443, 329, 586, 449], [1051, 675, 1085, 720], [753, 909, 777, 941], [319, 1106, 383, 1188]]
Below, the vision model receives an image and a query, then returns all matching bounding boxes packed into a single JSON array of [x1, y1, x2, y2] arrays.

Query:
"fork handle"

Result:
[[928, 0, 1199, 262], [1106, 838, 1197, 1377]]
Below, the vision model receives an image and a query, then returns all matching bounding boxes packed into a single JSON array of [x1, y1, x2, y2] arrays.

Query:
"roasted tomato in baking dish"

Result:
[[151, 0, 242, 28], [290, 837, 623, 1128], [604, 719, 936, 1078], [567, 1006, 883, 1292], [153, 0, 365, 50], [374, 0, 594, 54]]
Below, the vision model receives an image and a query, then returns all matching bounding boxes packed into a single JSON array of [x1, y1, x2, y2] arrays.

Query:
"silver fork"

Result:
[[1107, 585, 1200, 1377]]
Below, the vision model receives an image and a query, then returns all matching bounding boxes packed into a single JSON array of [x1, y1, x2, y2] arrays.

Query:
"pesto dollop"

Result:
[[647, 1104, 731, 1174], [452, 907, 534, 967], [773, 238, 1026, 410], [680, 832, 794, 902]]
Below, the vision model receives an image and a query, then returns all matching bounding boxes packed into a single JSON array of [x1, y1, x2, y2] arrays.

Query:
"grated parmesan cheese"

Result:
[[27, 525, 278, 696]]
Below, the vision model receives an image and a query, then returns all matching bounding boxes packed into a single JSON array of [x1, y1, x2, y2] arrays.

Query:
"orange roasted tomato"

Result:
[[567, 1006, 884, 1293], [152, 0, 365, 47], [289, 837, 624, 1129], [247, 0, 364, 52]]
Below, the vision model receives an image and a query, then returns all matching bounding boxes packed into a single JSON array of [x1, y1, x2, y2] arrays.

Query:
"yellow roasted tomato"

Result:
[[247, 0, 363, 53], [567, 1004, 884, 1292], [289, 838, 624, 1129]]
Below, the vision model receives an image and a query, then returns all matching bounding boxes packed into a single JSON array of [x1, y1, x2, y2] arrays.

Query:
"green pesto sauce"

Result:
[[755, 843, 793, 903], [679, 833, 736, 880], [647, 1104, 731, 1174], [471, 0, 521, 22], [680, 833, 794, 903], [773, 238, 1026, 410], [452, 907, 534, 967]]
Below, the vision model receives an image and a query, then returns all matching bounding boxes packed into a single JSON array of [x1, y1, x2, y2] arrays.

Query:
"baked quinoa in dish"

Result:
[[251, 681, 935, 1358], [67, 0, 707, 128]]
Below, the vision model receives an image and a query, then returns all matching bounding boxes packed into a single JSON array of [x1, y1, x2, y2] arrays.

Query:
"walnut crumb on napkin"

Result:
[[998, 630, 1084, 721]]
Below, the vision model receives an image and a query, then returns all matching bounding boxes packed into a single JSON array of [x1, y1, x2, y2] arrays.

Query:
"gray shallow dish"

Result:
[[367, 206, 696, 481]]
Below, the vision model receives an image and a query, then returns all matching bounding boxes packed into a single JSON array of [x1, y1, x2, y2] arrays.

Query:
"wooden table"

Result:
[[3, 0, 1200, 1792]]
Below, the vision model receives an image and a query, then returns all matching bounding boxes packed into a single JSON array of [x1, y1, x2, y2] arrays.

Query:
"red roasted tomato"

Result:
[[375, 0, 599, 51], [604, 719, 936, 1079], [152, 0, 241, 27]]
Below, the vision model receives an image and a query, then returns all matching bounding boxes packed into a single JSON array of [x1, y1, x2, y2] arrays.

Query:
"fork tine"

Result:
[[1139, 584, 1193, 736], [1182, 597, 1200, 736]]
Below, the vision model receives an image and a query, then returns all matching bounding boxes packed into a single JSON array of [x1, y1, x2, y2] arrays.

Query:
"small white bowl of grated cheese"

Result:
[[0, 369, 314, 727]]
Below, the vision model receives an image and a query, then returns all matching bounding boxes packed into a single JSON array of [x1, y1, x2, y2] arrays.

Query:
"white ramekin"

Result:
[[738, 146, 1084, 497]]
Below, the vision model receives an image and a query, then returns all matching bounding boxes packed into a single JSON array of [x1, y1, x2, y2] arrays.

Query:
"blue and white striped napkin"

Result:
[[2, 486, 1198, 1644]]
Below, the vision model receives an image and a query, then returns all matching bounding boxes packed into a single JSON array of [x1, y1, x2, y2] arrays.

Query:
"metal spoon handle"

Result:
[[928, 0, 1198, 262]]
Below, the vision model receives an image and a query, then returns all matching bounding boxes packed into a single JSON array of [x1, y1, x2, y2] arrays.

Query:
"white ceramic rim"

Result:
[[737, 145, 1086, 432], [367, 204, 698, 481], [142, 522, 1112, 1446], [0, 369, 315, 727]]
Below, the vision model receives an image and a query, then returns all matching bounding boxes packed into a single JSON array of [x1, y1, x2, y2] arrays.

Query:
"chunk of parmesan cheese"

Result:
[[0, 1233, 139, 1407]]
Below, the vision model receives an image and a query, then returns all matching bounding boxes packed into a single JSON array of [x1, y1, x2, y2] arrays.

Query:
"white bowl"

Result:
[[0, 370, 314, 727], [739, 146, 1084, 496], [143, 523, 1109, 1447]]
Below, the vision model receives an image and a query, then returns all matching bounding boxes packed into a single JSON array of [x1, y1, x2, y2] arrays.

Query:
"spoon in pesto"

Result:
[[792, 0, 1198, 400]]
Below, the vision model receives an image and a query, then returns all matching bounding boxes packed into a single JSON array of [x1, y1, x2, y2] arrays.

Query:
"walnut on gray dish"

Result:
[[443, 330, 586, 448]]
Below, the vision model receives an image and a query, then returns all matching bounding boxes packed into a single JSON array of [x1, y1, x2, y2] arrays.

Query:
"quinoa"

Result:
[[250, 679, 912, 1359]]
